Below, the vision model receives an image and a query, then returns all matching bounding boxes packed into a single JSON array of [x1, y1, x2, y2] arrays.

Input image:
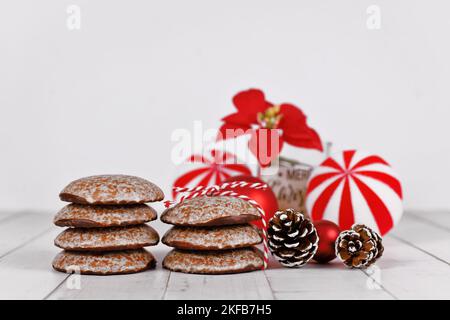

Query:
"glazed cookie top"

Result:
[[52, 249, 155, 275], [160, 196, 261, 226], [59, 175, 164, 205], [54, 224, 159, 251], [163, 247, 264, 274], [54, 203, 157, 228], [162, 224, 262, 250]]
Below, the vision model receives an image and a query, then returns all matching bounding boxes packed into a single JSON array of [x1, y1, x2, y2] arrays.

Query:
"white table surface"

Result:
[[0, 210, 448, 300]]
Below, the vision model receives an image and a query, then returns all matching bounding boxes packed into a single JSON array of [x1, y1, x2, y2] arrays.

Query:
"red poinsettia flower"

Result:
[[172, 149, 252, 199], [217, 89, 323, 167]]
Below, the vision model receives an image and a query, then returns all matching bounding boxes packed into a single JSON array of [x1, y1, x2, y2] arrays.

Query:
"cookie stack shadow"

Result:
[[52, 175, 164, 275], [161, 196, 265, 274]]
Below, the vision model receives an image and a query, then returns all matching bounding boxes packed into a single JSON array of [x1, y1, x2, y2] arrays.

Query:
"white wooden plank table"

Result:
[[0, 211, 448, 300]]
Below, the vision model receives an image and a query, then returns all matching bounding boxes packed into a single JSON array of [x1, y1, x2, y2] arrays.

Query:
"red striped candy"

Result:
[[306, 150, 403, 235]]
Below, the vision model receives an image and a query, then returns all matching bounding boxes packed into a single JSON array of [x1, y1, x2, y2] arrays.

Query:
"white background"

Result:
[[0, 0, 449, 212]]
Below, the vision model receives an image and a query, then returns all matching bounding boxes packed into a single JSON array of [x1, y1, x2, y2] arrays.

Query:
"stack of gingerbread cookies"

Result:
[[161, 196, 265, 274], [52, 175, 164, 275]]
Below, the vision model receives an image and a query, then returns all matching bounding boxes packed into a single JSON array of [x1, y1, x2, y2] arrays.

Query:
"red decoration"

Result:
[[224, 175, 279, 230], [313, 220, 341, 263], [217, 89, 323, 167], [172, 150, 252, 199], [306, 150, 404, 236]]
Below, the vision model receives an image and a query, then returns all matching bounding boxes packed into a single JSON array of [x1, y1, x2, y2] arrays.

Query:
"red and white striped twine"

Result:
[[164, 181, 269, 270]]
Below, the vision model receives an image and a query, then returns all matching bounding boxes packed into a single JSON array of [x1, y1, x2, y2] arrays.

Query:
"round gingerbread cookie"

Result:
[[59, 175, 164, 205], [161, 196, 261, 226], [162, 224, 262, 250], [54, 225, 159, 251], [163, 248, 264, 274], [52, 249, 156, 275], [54, 204, 157, 228]]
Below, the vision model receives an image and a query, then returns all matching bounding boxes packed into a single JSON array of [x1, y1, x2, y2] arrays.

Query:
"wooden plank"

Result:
[[407, 211, 450, 231], [0, 228, 69, 300], [47, 247, 170, 300], [265, 258, 394, 300], [392, 214, 450, 262], [371, 236, 450, 299], [0, 211, 23, 224], [164, 270, 274, 300], [0, 211, 54, 259]]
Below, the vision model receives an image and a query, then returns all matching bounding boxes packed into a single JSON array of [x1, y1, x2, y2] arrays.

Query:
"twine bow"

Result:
[[164, 181, 269, 270]]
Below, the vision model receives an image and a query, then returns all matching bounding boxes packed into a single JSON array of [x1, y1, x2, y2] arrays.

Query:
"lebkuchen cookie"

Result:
[[53, 174, 163, 275], [54, 225, 159, 251], [161, 196, 261, 226], [52, 249, 156, 275], [163, 248, 264, 274], [59, 174, 164, 205], [54, 204, 157, 228], [162, 224, 262, 250]]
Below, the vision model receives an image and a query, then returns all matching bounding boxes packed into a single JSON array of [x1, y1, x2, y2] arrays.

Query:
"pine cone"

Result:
[[268, 209, 318, 268], [335, 224, 384, 268]]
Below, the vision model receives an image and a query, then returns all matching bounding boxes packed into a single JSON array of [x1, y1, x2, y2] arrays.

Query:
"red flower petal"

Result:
[[222, 112, 256, 126], [233, 89, 272, 115], [248, 128, 284, 167], [283, 127, 323, 151], [217, 123, 252, 141], [279, 104, 307, 130], [279, 103, 323, 151], [218, 89, 272, 142]]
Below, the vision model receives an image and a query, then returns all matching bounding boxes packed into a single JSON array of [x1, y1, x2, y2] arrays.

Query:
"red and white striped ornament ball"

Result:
[[306, 150, 403, 236]]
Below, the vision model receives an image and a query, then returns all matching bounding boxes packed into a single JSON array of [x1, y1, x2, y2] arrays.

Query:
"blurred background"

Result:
[[0, 0, 449, 212]]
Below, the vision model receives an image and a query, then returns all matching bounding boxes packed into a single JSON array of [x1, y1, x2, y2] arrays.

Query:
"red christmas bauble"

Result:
[[306, 150, 403, 236], [224, 175, 279, 230], [313, 220, 341, 263]]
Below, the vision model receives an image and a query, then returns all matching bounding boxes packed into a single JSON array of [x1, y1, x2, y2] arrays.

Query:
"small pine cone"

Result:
[[335, 224, 384, 268], [268, 209, 318, 268]]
